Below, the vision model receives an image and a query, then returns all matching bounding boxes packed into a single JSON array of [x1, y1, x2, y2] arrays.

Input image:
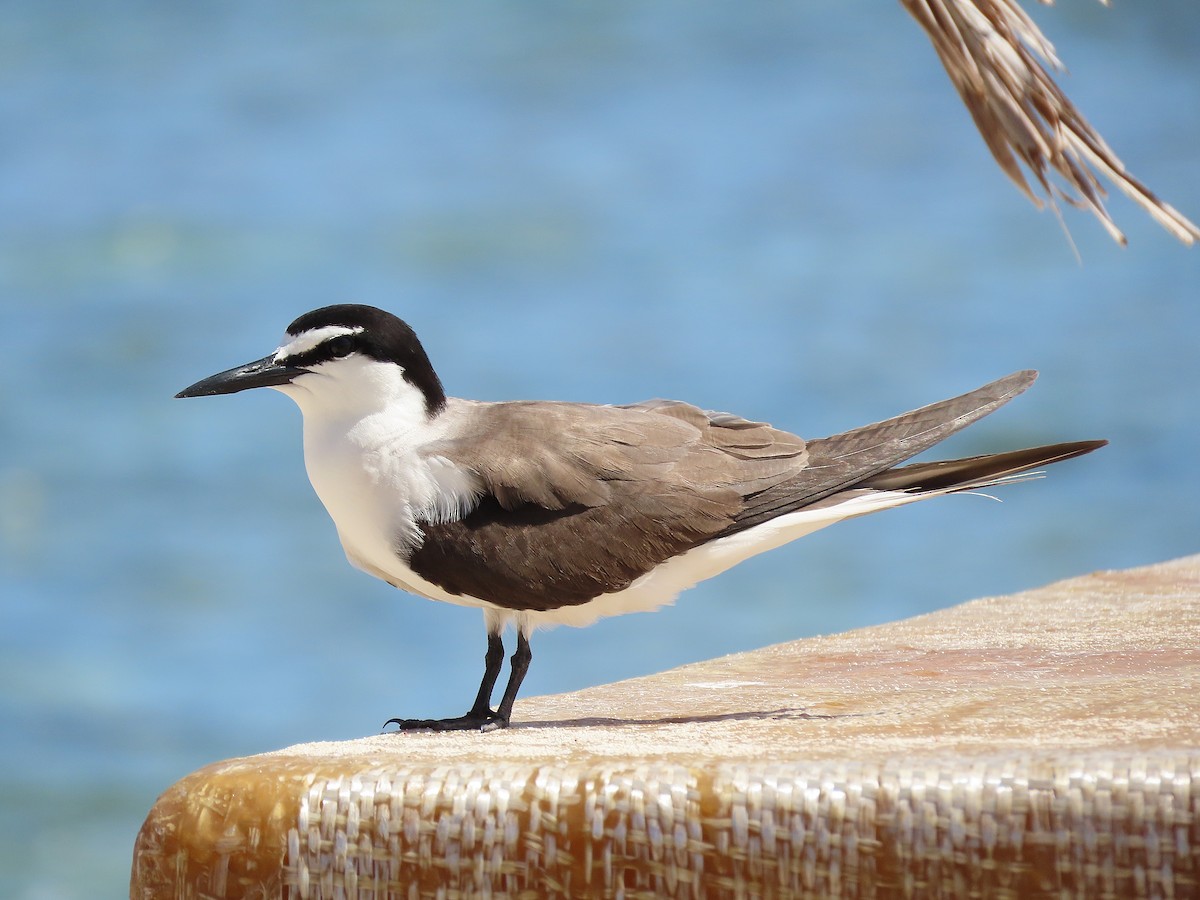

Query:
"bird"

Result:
[[176, 304, 1105, 732]]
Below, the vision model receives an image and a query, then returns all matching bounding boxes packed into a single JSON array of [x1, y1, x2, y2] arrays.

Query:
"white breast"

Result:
[[274, 361, 481, 594], [302, 423, 482, 586]]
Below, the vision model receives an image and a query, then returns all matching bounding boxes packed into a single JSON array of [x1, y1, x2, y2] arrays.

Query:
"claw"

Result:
[[382, 711, 509, 733]]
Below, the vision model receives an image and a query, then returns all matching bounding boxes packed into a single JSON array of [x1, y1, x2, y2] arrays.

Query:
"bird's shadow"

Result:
[[515, 707, 874, 729]]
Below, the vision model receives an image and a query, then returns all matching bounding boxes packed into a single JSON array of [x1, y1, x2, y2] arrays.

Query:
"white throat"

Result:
[[274, 355, 427, 427]]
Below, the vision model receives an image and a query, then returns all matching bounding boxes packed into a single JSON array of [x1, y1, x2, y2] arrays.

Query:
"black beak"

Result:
[[175, 354, 308, 398]]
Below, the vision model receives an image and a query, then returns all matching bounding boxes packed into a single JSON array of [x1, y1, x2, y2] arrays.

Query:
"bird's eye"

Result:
[[327, 336, 355, 358]]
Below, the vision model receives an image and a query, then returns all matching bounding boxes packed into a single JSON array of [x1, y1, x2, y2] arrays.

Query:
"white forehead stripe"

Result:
[[275, 325, 363, 361]]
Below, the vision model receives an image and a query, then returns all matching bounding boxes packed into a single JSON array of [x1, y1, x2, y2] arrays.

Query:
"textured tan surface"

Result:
[[131, 556, 1200, 898]]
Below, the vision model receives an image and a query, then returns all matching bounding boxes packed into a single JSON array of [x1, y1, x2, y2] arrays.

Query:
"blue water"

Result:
[[2, 3, 1198, 896]]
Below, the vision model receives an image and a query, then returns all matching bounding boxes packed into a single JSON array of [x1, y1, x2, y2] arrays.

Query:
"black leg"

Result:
[[384, 630, 519, 733], [466, 632, 505, 718], [488, 631, 532, 730]]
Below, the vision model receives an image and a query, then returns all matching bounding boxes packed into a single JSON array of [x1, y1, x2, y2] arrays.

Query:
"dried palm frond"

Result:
[[902, 0, 1200, 245]]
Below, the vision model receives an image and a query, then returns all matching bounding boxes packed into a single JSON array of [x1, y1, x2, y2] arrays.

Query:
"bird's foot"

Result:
[[383, 710, 509, 733]]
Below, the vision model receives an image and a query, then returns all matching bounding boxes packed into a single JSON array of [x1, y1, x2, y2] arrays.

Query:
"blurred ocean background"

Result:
[[1, 2, 1197, 896]]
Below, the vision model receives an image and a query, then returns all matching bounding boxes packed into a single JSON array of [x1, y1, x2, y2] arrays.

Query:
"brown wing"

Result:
[[406, 371, 1047, 609], [408, 399, 808, 609]]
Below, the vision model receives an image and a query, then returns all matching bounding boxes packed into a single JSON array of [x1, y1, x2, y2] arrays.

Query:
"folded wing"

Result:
[[406, 370, 1101, 610]]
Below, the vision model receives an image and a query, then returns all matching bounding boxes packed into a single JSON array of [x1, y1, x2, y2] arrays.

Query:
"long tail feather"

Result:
[[860, 439, 1107, 493]]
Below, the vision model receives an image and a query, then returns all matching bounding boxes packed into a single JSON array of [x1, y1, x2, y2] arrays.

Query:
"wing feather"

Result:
[[724, 370, 1038, 532], [404, 370, 1091, 610], [409, 399, 806, 608]]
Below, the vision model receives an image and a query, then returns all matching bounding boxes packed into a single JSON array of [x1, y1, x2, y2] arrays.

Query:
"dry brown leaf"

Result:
[[902, 0, 1200, 245]]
